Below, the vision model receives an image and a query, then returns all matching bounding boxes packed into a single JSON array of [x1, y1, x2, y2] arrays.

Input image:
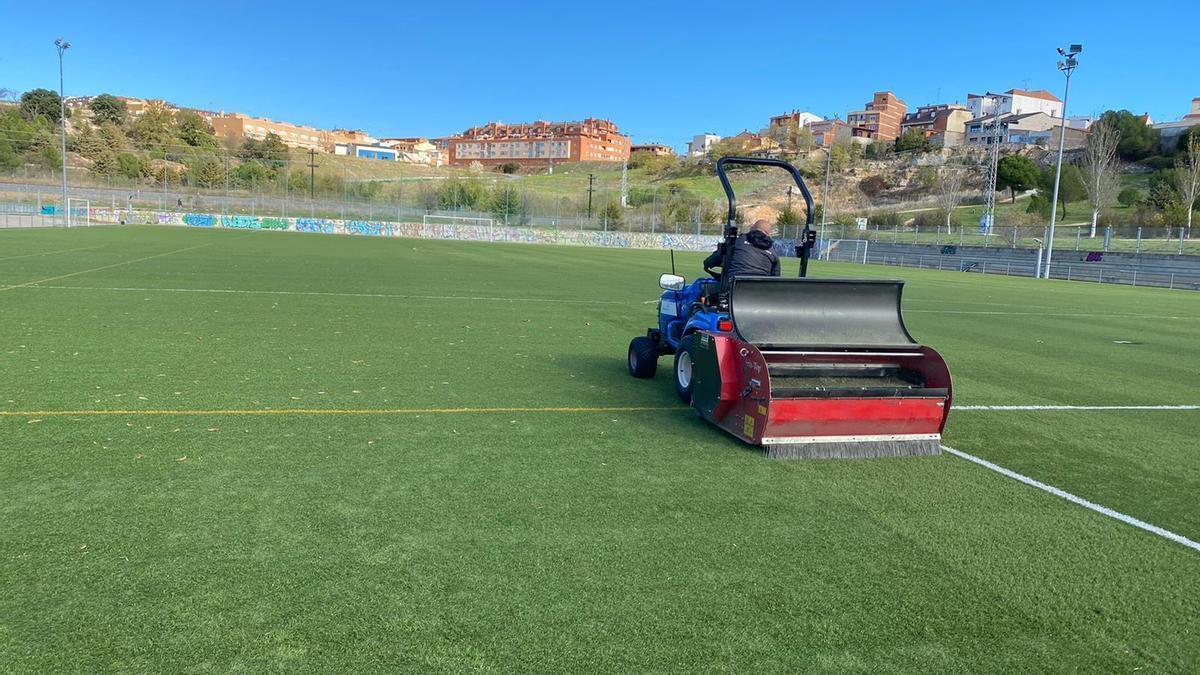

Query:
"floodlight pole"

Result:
[[820, 143, 831, 254], [55, 38, 71, 227], [1044, 47, 1079, 279]]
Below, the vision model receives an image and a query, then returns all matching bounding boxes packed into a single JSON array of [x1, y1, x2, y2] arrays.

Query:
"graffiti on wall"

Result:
[[90, 209, 804, 256]]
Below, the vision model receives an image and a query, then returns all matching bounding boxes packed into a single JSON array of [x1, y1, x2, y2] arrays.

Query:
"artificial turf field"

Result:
[[1, 225, 1198, 672]]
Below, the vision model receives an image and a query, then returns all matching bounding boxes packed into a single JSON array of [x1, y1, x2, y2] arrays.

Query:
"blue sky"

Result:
[[2, 1, 1196, 150]]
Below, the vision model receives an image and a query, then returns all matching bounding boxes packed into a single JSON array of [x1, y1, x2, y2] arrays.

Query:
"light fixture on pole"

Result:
[[55, 37, 71, 227], [1043, 43, 1082, 279]]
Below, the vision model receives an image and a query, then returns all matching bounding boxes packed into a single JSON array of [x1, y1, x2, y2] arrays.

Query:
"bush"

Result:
[[496, 162, 520, 174], [872, 211, 902, 228], [911, 209, 956, 230], [858, 174, 890, 198], [1117, 187, 1145, 207]]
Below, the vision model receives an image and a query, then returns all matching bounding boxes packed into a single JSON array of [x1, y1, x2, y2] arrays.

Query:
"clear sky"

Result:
[[2, 1, 1196, 150]]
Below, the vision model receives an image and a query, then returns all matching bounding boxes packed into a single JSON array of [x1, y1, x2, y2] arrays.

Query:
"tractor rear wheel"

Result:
[[674, 341, 695, 403], [628, 336, 658, 378]]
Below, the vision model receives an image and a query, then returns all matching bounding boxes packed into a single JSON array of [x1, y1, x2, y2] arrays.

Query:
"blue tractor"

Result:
[[624, 157, 953, 459]]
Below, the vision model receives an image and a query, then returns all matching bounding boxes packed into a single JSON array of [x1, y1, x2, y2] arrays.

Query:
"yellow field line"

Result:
[[0, 405, 684, 417], [0, 245, 104, 262], [0, 243, 211, 292]]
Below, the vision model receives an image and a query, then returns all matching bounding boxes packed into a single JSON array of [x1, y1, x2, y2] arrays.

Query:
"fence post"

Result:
[[1180, 227, 1186, 255], [1075, 227, 1080, 250], [1136, 227, 1142, 254], [1067, 265, 1072, 281], [1170, 273, 1175, 289], [1098, 267, 1103, 284], [981, 262, 986, 275], [1132, 270, 1137, 287]]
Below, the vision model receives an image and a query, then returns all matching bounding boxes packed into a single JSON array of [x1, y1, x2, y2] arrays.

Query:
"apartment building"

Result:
[[379, 137, 445, 166], [804, 118, 850, 148], [686, 133, 722, 157], [211, 113, 328, 151], [446, 118, 630, 166], [631, 143, 675, 156], [964, 111, 1084, 149], [900, 103, 973, 147], [846, 92, 907, 142], [765, 110, 822, 143], [966, 89, 1063, 119]]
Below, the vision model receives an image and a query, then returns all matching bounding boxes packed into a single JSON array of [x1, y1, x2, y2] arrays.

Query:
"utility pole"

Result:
[[620, 160, 628, 208], [1044, 44, 1082, 279], [307, 148, 318, 217], [586, 173, 596, 219], [980, 95, 1005, 240], [820, 143, 831, 251], [55, 38, 71, 227]]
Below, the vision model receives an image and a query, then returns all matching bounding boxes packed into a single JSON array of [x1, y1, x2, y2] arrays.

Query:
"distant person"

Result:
[[177, 198, 183, 209], [703, 219, 780, 280]]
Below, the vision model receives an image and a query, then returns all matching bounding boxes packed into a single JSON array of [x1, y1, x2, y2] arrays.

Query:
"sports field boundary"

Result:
[[942, 444, 1200, 554]]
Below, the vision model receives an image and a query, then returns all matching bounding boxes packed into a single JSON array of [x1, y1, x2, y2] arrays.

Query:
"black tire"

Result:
[[628, 336, 658, 378], [673, 339, 695, 403]]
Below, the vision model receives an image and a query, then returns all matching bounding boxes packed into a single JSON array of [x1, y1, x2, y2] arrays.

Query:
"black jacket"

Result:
[[704, 230, 780, 279]]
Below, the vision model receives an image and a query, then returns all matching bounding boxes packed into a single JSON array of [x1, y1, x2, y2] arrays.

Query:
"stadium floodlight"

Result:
[[1043, 43, 1082, 279], [55, 38, 71, 227]]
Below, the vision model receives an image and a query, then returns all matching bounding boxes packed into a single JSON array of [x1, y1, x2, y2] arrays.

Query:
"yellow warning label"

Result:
[[743, 415, 755, 438], [758, 405, 767, 415]]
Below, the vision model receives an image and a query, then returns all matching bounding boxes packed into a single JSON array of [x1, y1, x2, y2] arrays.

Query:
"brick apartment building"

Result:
[[847, 91, 907, 142], [804, 118, 850, 148], [900, 103, 973, 147], [447, 119, 630, 166]]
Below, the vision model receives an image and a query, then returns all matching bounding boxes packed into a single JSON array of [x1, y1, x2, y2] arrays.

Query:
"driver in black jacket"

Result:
[[703, 219, 781, 280]]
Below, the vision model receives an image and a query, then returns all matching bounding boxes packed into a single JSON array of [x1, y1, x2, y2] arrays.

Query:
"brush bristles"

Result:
[[766, 439, 942, 460]]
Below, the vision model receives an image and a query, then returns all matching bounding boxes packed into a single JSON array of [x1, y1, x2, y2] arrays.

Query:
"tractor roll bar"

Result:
[[714, 156, 817, 279]]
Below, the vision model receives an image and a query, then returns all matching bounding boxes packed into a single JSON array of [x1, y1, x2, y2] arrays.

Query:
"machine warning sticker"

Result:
[[758, 405, 767, 416], [743, 415, 755, 438], [700, 334, 710, 347]]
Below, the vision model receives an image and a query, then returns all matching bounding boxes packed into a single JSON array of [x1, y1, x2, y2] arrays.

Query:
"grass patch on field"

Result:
[[2, 226, 1199, 671]]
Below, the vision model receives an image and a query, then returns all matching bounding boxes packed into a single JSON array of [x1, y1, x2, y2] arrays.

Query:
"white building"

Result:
[[687, 133, 722, 157], [967, 89, 1063, 119], [334, 143, 399, 161], [1152, 97, 1200, 152]]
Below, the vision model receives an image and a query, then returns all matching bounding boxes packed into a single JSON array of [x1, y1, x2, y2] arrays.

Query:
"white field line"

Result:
[[942, 444, 1200, 554], [7, 284, 1199, 319], [0, 244, 212, 293], [956, 405, 1200, 411], [0, 245, 104, 262], [9, 284, 632, 305]]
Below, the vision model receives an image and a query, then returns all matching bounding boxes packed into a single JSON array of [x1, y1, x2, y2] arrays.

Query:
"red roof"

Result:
[[1007, 88, 1062, 103]]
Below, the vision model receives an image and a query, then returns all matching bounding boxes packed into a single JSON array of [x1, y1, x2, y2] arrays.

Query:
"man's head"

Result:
[[750, 219, 774, 237]]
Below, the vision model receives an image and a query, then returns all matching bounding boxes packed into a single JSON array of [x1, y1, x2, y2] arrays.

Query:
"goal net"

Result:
[[821, 239, 869, 264], [66, 198, 91, 228], [422, 214, 495, 228]]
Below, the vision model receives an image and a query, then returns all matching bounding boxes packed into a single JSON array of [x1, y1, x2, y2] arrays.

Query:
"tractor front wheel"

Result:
[[674, 341, 695, 403], [628, 336, 658, 379]]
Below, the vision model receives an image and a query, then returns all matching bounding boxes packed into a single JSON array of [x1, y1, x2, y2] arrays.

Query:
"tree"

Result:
[[1178, 126, 1200, 156], [489, 184, 525, 224], [1176, 133, 1200, 234], [936, 164, 969, 232], [894, 128, 930, 153], [116, 153, 143, 180], [196, 160, 226, 188], [1037, 164, 1086, 219], [19, 88, 63, 122], [599, 198, 623, 227], [132, 105, 175, 152], [858, 174, 890, 198], [89, 94, 126, 125], [775, 205, 800, 230], [496, 162, 520, 174], [437, 176, 485, 210], [1117, 187, 1144, 207], [1079, 119, 1121, 237], [1147, 170, 1179, 210], [1098, 110, 1160, 161], [176, 111, 217, 149], [995, 155, 1040, 202]]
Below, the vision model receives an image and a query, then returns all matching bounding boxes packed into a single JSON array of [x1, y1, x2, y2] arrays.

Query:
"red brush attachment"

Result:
[[692, 334, 952, 448]]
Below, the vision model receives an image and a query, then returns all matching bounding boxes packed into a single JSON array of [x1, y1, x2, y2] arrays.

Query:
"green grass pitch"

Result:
[[2, 225, 1198, 672]]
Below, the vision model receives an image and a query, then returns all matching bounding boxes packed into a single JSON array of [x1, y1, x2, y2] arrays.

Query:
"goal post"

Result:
[[66, 198, 91, 228], [821, 239, 869, 264]]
